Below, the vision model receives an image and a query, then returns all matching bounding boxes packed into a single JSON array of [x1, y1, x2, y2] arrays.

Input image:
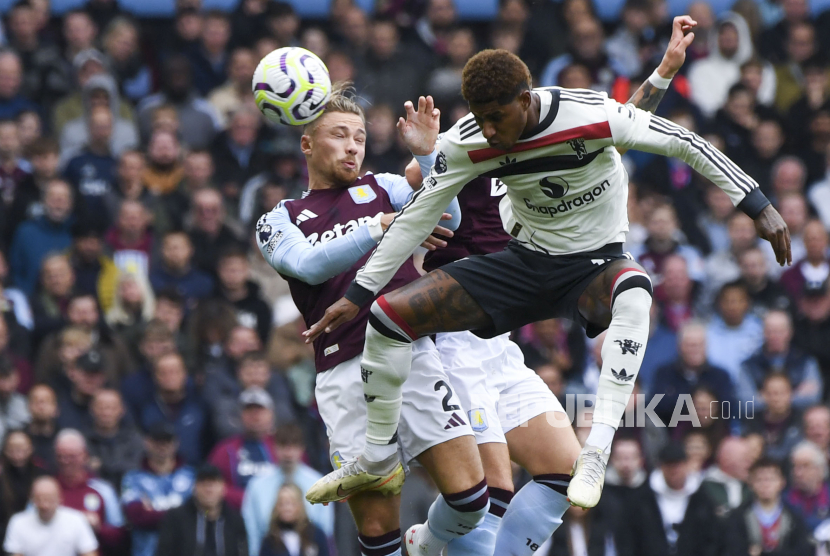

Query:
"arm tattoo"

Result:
[[627, 81, 667, 114]]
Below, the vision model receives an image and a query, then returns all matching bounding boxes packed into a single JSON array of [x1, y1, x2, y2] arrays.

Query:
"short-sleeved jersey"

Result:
[[350, 87, 770, 299], [279, 174, 421, 372], [422, 176, 511, 272]]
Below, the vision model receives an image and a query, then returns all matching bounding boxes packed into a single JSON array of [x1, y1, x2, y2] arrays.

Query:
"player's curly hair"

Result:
[[304, 81, 365, 134], [461, 49, 532, 105]]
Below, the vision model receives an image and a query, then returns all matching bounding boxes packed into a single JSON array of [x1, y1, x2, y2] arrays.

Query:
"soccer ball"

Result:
[[252, 47, 331, 126]]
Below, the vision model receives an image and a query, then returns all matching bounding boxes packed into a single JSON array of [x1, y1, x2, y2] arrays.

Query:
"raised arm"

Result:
[[606, 99, 791, 266], [627, 15, 697, 113]]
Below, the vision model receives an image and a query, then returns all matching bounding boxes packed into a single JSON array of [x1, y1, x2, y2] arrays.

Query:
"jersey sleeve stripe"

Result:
[[459, 126, 481, 141], [648, 117, 753, 195], [650, 116, 757, 194], [467, 121, 612, 163]]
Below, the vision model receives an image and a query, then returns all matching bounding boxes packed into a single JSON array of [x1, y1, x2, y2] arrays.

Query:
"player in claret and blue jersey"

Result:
[[256, 86, 490, 556]]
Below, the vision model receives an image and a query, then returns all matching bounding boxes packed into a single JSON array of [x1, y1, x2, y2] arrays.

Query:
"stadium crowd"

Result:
[[0, 0, 829, 554]]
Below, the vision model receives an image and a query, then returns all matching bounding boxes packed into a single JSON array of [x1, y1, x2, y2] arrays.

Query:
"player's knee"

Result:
[[368, 297, 417, 344], [443, 479, 490, 531], [610, 271, 653, 323]]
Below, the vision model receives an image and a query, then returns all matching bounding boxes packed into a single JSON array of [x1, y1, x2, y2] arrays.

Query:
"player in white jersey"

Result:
[[304, 24, 792, 521], [395, 17, 699, 556]]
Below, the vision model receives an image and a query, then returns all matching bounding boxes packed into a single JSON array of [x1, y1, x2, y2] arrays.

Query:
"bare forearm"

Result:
[[627, 80, 668, 114]]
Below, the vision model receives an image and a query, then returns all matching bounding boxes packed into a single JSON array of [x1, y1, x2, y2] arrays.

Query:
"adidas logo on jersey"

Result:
[[611, 368, 634, 382], [444, 412, 467, 430], [295, 209, 318, 225]]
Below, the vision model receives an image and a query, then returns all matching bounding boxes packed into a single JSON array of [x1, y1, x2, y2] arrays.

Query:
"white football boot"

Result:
[[305, 455, 404, 504], [567, 444, 611, 508]]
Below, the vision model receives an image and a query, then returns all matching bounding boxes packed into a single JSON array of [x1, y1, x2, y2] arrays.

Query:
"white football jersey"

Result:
[[354, 87, 769, 296]]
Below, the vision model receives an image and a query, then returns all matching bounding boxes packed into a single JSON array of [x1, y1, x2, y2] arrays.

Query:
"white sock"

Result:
[[415, 481, 490, 555], [585, 423, 616, 449], [447, 487, 512, 556], [361, 300, 416, 460], [494, 478, 571, 556], [591, 287, 652, 434]]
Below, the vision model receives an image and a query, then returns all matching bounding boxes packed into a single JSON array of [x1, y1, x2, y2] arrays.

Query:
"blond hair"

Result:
[[303, 81, 365, 135]]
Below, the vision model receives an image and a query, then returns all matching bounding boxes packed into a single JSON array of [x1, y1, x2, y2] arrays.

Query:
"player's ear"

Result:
[[300, 133, 313, 157], [518, 89, 533, 111]]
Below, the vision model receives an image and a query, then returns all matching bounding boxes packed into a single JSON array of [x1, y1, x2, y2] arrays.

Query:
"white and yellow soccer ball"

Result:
[[252, 47, 331, 126]]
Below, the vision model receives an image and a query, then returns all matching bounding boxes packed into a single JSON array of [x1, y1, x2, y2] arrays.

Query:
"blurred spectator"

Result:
[[775, 193, 809, 266], [62, 11, 98, 68], [688, 13, 774, 119], [363, 103, 408, 174], [101, 18, 152, 103], [425, 27, 475, 111], [156, 463, 248, 556], [5, 4, 71, 110], [742, 117, 785, 193], [121, 422, 195, 556], [259, 483, 330, 556], [651, 321, 736, 425], [53, 49, 127, 136], [804, 405, 830, 462], [137, 54, 220, 150], [105, 199, 152, 277], [516, 318, 586, 379], [704, 212, 758, 302], [0, 315, 31, 390], [0, 51, 38, 120], [229, 0, 270, 49], [606, 437, 647, 490], [780, 219, 829, 302], [0, 356, 29, 438], [36, 292, 133, 386], [0, 430, 47, 520], [208, 47, 256, 127], [785, 440, 830, 533], [9, 179, 74, 295], [30, 254, 76, 348], [120, 320, 175, 419], [104, 150, 168, 233], [60, 74, 139, 162], [724, 458, 811, 556], [105, 272, 154, 345], [706, 281, 763, 381], [150, 231, 214, 309], [85, 388, 143, 491], [545, 501, 618, 556], [188, 188, 245, 277], [738, 247, 791, 314], [63, 107, 118, 222], [54, 429, 126, 556], [695, 186, 736, 257], [769, 156, 807, 205], [210, 106, 271, 203], [540, 17, 625, 94], [605, 0, 656, 78], [810, 142, 830, 229], [143, 129, 184, 197], [633, 204, 705, 285], [638, 303, 678, 392], [138, 352, 208, 465], [3, 476, 98, 556], [678, 437, 753, 556], [26, 384, 58, 469], [712, 84, 766, 162], [158, 149, 216, 233], [617, 442, 701, 556], [188, 11, 232, 96], [242, 424, 333, 555], [69, 222, 118, 313], [747, 373, 803, 462], [56, 349, 108, 433], [1, 137, 58, 248], [214, 248, 271, 344], [204, 349, 295, 440], [739, 310, 822, 410], [773, 22, 817, 114], [361, 18, 423, 112], [207, 387, 277, 508], [414, 0, 457, 61], [0, 118, 31, 230], [264, 2, 299, 48], [655, 255, 699, 332]]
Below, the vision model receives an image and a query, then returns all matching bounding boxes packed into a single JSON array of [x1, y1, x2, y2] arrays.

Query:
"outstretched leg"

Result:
[[568, 259, 653, 508], [359, 269, 493, 464]]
